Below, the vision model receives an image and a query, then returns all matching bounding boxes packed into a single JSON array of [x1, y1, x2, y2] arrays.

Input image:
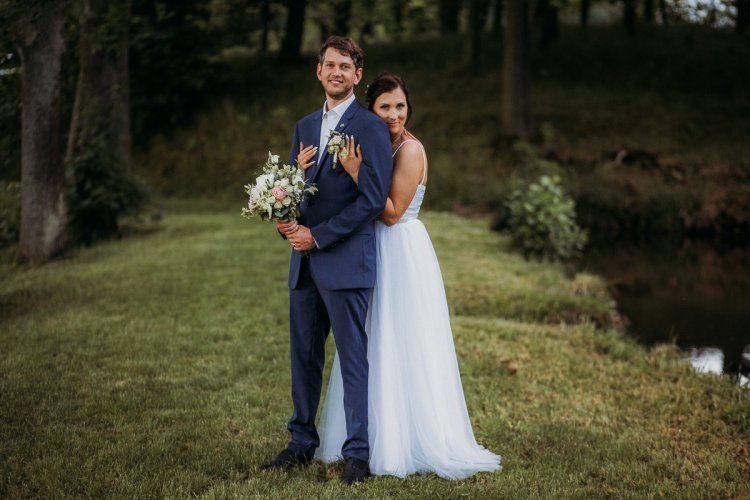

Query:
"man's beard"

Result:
[[326, 83, 353, 101]]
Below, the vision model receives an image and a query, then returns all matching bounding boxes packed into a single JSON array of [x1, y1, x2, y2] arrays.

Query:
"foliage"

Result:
[[0, 206, 748, 497], [66, 135, 148, 245], [506, 173, 588, 261], [0, 52, 20, 181], [0, 180, 20, 248]]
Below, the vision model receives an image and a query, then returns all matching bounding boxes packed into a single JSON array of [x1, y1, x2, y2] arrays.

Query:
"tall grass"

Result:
[[1, 205, 748, 497]]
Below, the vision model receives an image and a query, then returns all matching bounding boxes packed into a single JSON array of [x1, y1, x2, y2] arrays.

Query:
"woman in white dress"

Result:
[[297, 72, 501, 480]]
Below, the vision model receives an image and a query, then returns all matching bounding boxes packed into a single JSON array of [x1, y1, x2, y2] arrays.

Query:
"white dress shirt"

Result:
[[318, 93, 356, 163]]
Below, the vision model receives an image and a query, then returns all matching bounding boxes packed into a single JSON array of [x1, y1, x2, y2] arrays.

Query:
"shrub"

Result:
[[0, 181, 20, 248], [506, 174, 588, 261]]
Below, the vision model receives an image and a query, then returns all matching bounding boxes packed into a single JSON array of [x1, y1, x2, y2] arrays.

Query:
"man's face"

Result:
[[317, 48, 362, 102]]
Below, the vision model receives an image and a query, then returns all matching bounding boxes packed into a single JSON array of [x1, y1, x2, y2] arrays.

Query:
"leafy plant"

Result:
[[506, 174, 588, 261], [0, 181, 20, 248]]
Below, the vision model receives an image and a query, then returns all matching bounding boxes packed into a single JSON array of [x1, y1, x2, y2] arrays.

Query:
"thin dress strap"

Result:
[[393, 139, 428, 186]]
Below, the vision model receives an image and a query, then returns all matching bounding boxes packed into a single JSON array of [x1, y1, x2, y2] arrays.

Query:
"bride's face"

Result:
[[372, 88, 408, 138]]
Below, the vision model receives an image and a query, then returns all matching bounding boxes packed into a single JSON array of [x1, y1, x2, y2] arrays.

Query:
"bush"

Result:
[[506, 174, 588, 261], [0, 181, 20, 248]]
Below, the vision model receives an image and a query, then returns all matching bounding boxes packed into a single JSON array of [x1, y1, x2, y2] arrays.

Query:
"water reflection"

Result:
[[582, 240, 750, 376]]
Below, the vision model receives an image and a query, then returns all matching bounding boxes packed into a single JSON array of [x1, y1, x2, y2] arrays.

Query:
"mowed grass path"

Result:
[[1, 207, 748, 498]]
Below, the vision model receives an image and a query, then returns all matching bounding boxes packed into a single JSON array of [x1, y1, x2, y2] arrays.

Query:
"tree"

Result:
[[279, 0, 306, 61], [439, 0, 461, 34], [738, 0, 750, 34], [66, 0, 144, 243], [5, 0, 70, 262], [580, 0, 591, 26], [333, 0, 352, 35], [491, 0, 504, 34], [643, 0, 655, 23], [536, 0, 559, 48], [468, 0, 486, 73], [623, 0, 636, 35], [501, 0, 531, 138]]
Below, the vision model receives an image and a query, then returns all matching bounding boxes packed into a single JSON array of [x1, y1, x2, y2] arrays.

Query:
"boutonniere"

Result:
[[326, 130, 348, 169]]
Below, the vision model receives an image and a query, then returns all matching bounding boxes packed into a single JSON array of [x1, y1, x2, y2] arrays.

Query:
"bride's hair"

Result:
[[365, 72, 413, 124]]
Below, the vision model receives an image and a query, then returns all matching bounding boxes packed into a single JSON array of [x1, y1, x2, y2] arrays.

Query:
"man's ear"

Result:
[[354, 67, 363, 85]]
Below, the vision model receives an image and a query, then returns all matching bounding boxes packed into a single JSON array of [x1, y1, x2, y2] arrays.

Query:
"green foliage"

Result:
[[0, 52, 20, 181], [0, 180, 20, 248], [506, 173, 588, 261], [67, 141, 147, 245]]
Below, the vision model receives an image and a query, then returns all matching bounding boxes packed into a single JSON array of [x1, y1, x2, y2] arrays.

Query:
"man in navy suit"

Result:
[[261, 36, 392, 484]]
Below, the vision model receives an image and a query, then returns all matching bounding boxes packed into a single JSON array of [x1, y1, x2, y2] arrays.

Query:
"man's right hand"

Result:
[[276, 219, 299, 236], [296, 142, 317, 170]]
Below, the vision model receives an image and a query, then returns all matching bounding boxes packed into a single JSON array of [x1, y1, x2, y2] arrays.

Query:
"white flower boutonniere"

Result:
[[326, 130, 348, 169]]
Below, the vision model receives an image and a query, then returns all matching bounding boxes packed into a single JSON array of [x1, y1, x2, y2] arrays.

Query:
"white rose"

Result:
[[268, 152, 280, 165]]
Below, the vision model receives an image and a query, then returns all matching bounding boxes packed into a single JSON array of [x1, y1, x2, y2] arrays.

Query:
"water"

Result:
[[581, 240, 750, 379]]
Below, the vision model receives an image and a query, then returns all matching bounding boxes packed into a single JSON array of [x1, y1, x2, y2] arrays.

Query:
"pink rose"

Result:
[[272, 186, 288, 201]]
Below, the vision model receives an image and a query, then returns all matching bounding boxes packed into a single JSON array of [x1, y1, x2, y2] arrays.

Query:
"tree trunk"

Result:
[[469, 0, 481, 73], [536, 0, 559, 49], [738, 0, 749, 34], [643, 0, 655, 23], [580, 0, 591, 26], [14, 0, 70, 262], [492, 0, 504, 34], [501, 0, 531, 138], [260, 0, 270, 53], [623, 0, 636, 35], [333, 0, 352, 36], [392, 0, 404, 42], [439, 0, 461, 34], [66, 0, 134, 243], [659, 0, 668, 24], [280, 0, 306, 61]]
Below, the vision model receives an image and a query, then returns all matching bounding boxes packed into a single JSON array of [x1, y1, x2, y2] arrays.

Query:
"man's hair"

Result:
[[318, 36, 364, 70], [365, 71, 413, 124]]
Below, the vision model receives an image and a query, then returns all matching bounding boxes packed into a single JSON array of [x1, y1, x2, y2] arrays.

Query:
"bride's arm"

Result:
[[379, 141, 424, 226]]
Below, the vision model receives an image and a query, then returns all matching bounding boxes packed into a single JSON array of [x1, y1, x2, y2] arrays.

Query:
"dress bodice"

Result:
[[393, 140, 427, 223]]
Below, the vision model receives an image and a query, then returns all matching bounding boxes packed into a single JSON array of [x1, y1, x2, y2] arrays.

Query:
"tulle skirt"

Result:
[[315, 219, 501, 479]]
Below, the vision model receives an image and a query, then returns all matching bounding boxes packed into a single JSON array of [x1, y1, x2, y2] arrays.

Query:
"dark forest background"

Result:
[[1, 0, 749, 262]]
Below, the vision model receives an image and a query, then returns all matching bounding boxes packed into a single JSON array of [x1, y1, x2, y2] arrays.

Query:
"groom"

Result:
[[262, 36, 392, 484]]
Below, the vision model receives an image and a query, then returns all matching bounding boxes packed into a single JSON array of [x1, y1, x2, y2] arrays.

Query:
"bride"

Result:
[[297, 71, 501, 480]]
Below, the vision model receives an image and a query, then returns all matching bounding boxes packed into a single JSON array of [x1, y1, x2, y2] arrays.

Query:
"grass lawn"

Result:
[[1, 204, 748, 498]]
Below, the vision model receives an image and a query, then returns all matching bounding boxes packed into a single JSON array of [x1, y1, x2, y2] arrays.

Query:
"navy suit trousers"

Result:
[[287, 258, 370, 461]]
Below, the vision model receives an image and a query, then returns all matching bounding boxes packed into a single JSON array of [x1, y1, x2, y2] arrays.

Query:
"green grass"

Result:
[[2, 205, 748, 498]]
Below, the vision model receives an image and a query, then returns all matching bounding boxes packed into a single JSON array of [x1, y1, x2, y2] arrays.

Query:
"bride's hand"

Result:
[[339, 135, 362, 185], [296, 142, 317, 170]]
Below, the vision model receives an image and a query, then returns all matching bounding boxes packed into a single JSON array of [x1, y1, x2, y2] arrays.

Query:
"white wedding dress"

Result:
[[314, 141, 501, 479]]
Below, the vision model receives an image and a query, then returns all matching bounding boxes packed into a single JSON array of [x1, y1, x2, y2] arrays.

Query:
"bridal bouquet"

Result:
[[241, 152, 318, 221]]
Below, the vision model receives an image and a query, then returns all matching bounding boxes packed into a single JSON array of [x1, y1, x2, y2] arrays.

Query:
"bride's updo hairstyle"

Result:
[[365, 71, 413, 124]]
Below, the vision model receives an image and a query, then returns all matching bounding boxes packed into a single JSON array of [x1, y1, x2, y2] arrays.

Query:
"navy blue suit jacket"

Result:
[[288, 100, 392, 290]]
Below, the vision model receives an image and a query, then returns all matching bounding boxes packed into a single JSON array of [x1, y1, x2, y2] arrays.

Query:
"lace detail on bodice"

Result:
[[393, 140, 427, 223]]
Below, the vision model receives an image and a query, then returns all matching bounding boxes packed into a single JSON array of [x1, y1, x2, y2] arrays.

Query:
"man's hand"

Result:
[[287, 225, 316, 252], [276, 219, 299, 236]]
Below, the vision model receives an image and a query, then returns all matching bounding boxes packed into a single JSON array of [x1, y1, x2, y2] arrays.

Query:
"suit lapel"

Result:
[[308, 99, 362, 184]]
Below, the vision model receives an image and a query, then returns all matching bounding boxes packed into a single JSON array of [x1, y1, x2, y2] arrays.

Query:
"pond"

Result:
[[581, 239, 750, 383]]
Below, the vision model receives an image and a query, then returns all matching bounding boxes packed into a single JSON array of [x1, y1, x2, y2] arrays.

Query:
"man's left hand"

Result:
[[287, 225, 316, 252]]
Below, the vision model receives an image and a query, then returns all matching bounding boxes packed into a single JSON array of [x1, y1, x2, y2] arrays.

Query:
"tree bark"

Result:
[[469, 0, 481, 73], [14, 0, 70, 262], [333, 0, 352, 36], [659, 0, 668, 24], [580, 0, 591, 26], [280, 0, 306, 61], [260, 0, 270, 53], [66, 0, 133, 242], [501, 0, 531, 138], [439, 0, 461, 34], [738, 0, 749, 34], [643, 0, 655, 23], [492, 0, 503, 34], [623, 0, 636, 35]]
